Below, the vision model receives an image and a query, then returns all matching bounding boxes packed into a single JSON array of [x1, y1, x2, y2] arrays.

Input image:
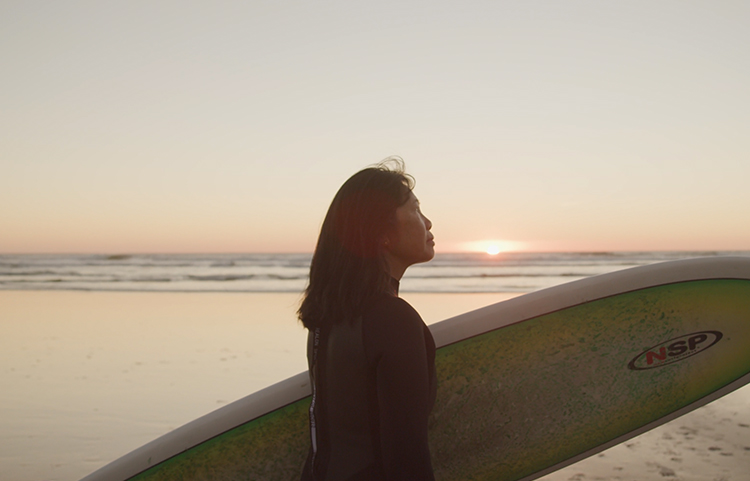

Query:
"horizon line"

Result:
[[2, 249, 748, 256]]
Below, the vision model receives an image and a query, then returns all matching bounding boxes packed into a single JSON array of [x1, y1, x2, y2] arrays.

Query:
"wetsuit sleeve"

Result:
[[365, 297, 435, 481]]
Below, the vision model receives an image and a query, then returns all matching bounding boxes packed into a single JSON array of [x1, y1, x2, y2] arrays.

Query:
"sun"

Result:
[[486, 245, 502, 255]]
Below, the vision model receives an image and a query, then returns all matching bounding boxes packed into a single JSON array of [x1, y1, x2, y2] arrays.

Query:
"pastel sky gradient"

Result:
[[2, 1, 749, 253]]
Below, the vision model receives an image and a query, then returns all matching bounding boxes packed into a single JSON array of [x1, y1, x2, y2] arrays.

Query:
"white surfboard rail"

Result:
[[81, 256, 750, 481]]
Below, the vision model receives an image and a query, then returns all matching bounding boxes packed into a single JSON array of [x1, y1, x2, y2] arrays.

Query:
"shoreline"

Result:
[[1, 290, 747, 480], [0, 290, 520, 481]]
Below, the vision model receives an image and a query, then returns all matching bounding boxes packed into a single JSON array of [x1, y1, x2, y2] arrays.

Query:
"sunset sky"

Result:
[[2, 1, 749, 254]]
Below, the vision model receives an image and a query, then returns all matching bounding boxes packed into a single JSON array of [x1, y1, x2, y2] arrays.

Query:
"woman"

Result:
[[298, 159, 437, 480]]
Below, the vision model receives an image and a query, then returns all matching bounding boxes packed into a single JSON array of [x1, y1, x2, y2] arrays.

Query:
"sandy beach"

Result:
[[1, 290, 748, 481]]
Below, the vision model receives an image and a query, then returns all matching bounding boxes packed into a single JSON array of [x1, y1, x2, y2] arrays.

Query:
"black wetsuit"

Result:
[[301, 283, 437, 481]]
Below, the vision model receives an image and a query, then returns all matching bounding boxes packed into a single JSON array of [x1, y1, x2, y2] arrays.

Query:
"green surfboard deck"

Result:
[[128, 279, 750, 481]]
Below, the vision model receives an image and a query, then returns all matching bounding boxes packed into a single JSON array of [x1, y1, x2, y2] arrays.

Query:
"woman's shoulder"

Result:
[[362, 294, 425, 339], [361, 294, 433, 366]]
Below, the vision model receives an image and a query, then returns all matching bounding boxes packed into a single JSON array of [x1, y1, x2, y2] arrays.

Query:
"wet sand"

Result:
[[0, 291, 747, 480]]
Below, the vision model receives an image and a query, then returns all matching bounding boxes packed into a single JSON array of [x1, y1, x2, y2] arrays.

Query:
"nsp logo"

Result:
[[628, 331, 723, 371]]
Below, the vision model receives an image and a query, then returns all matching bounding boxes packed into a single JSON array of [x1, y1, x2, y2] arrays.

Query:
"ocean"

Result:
[[3, 251, 748, 294]]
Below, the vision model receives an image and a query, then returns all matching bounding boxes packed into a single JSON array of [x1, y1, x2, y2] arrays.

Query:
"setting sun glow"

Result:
[[461, 240, 524, 255]]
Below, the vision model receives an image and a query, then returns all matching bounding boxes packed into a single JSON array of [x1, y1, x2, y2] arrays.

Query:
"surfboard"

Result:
[[80, 256, 750, 481]]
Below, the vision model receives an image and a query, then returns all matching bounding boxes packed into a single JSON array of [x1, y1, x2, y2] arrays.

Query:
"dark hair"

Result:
[[298, 158, 414, 329]]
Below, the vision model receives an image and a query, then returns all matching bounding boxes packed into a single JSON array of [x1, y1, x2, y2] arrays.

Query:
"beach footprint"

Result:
[[564, 474, 586, 481], [645, 462, 677, 478]]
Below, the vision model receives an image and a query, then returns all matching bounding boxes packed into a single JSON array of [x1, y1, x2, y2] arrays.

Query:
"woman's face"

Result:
[[384, 191, 434, 278]]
